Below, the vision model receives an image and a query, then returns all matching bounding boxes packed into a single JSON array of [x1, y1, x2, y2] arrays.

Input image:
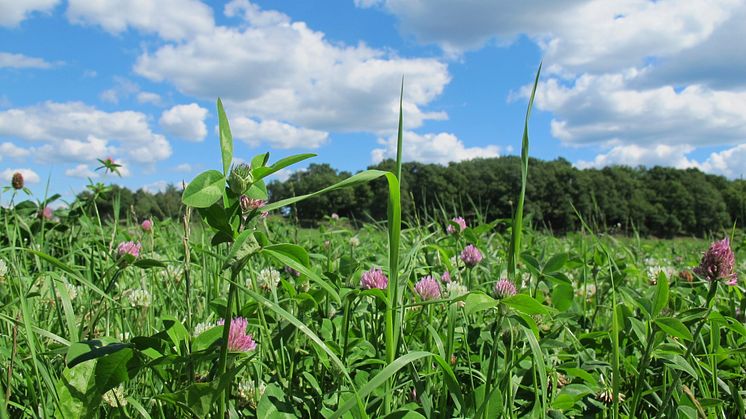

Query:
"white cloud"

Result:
[[159, 103, 208, 141], [65, 164, 99, 179], [137, 91, 162, 105], [371, 130, 500, 164], [2, 168, 40, 184], [0, 52, 54, 69], [134, 1, 450, 135], [364, 0, 739, 70], [231, 117, 328, 149], [532, 72, 746, 148], [173, 163, 193, 172], [0, 0, 58, 27], [66, 0, 214, 41], [142, 180, 169, 193], [0, 101, 172, 164], [700, 144, 746, 178], [0, 142, 30, 160], [575, 144, 698, 169]]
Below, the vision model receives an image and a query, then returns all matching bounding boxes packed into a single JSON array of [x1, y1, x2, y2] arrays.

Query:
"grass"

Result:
[[0, 67, 745, 418]]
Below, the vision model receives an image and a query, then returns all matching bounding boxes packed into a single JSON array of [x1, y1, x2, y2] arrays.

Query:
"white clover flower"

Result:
[[647, 266, 676, 284], [349, 236, 360, 247], [236, 379, 267, 408], [446, 282, 468, 299], [193, 321, 215, 336], [0, 259, 8, 280], [56, 281, 79, 301], [102, 385, 127, 407], [117, 332, 131, 341], [256, 268, 281, 291], [128, 289, 152, 308]]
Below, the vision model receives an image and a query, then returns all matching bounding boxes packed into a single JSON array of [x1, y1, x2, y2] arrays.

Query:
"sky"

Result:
[[1, 0, 746, 205]]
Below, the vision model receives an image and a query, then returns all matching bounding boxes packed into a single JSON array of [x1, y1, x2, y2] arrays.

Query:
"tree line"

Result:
[[76, 157, 745, 237], [267, 157, 746, 237]]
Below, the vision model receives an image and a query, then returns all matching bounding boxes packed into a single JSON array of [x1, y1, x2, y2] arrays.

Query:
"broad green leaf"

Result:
[[251, 152, 270, 170], [551, 283, 574, 312], [257, 382, 296, 419], [543, 253, 568, 274], [652, 272, 669, 318], [502, 294, 552, 316], [192, 325, 223, 352], [247, 179, 269, 200], [94, 348, 141, 393], [217, 98, 233, 176], [55, 360, 99, 419], [463, 292, 498, 317], [182, 170, 225, 208], [655, 317, 693, 341]]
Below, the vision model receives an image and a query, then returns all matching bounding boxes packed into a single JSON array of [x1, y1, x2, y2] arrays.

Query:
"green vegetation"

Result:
[[0, 76, 744, 418]]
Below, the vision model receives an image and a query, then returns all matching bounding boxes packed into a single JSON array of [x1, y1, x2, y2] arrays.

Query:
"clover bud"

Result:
[[228, 163, 253, 195]]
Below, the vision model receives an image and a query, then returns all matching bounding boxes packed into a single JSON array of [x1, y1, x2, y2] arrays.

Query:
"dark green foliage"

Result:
[[267, 157, 742, 236]]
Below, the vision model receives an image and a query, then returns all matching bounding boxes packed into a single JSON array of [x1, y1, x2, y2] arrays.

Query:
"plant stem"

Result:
[[217, 274, 238, 418], [654, 281, 718, 418]]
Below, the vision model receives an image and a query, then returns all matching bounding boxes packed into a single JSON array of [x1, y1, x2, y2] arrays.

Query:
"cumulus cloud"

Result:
[[159, 103, 208, 141], [2, 168, 40, 184], [0, 0, 58, 27], [231, 117, 328, 149], [575, 144, 698, 169], [65, 164, 99, 178], [0, 52, 54, 69], [134, 0, 450, 139], [0, 101, 172, 164], [66, 0, 214, 40], [531, 71, 746, 148], [142, 180, 169, 193], [0, 142, 30, 160], [700, 144, 746, 178], [371, 130, 500, 164], [173, 163, 193, 172], [137, 91, 162, 105]]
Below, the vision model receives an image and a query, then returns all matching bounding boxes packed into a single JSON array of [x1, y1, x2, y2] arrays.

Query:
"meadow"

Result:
[[0, 81, 744, 418]]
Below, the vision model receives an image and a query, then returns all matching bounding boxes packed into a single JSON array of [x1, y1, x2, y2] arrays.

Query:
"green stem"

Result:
[[484, 310, 505, 418], [654, 281, 718, 418], [629, 324, 658, 415], [217, 274, 238, 418]]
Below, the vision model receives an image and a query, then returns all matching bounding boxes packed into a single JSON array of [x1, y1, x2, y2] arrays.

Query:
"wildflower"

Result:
[[446, 216, 467, 234], [102, 385, 127, 407], [117, 241, 142, 259], [38, 206, 53, 220], [349, 236, 360, 247], [694, 238, 737, 285], [56, 281, 79, 301], [576, 283, 597, 300], [256, 268, 280, 291], [194, 321, 215, 336], [240, 195, 266, 213], [415, 276, 441, 301], [460, 245, 483, 268], [236, 379, 266, 409], [117, 331, 131, 341], [331, 213, 339, 220], [323, 240, 331, 249], [446, 281, 468, 299], [0, 259, 8, 281], [141, 219, 153, 232], [440, 271, 451, 283], [360, 268, 388, 290], [128, 289, 152, 308], [217, 317, 257, 352], [96, 157, 122, 176], [450, 354, 457, 365], [228, 163, 253, 195], [647, 266, 675, 285], [493, 278, 517, 299], [597, 389, 625, 405], [11, 172, 23, 190]]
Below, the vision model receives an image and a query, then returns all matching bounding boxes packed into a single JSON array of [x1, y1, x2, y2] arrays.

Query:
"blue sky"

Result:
[[2, 0, 746, 205]]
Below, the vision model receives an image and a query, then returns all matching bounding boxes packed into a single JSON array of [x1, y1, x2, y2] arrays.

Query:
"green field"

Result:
[[0, 97, 744, 419]]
